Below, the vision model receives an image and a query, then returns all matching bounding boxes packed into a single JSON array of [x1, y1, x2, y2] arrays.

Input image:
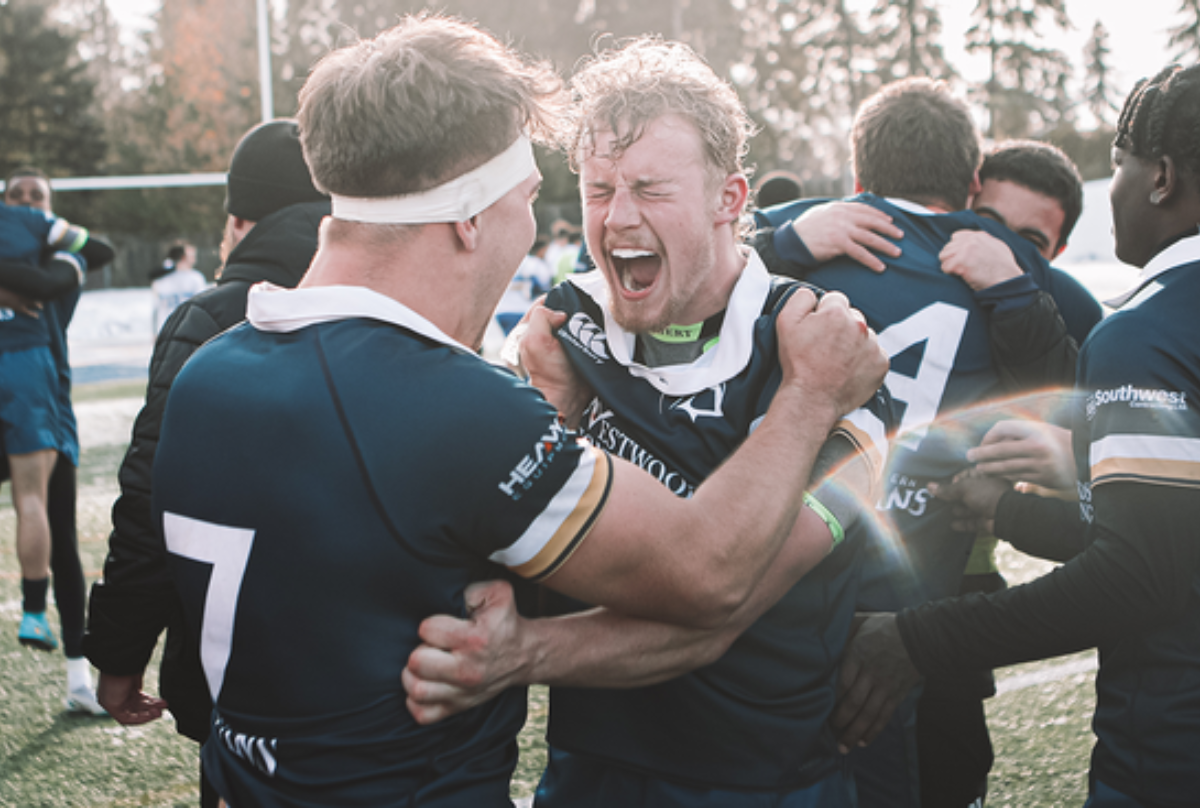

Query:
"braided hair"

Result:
[[1115, 64, 1200, 179]]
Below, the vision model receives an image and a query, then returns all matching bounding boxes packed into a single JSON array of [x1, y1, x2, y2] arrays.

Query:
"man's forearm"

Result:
[[0, 256, 81, 300], [675, 379, 842, 610], [995, 489, 1087, 563], [528, 452, 876, 688], [898, 482, 1200, 674], [528, 506, 838, 687], [987, 290, 1079, 390]]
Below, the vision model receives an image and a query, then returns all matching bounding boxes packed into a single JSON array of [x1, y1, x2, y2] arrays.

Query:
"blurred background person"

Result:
[[1, 166, 114, 715], [753, 169, 805, 209], [494, 234, 552, 335], [150, 241, 205, 334]]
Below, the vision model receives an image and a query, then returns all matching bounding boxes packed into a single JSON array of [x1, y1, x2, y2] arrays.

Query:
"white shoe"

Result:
[[65, 685, 109, 716]]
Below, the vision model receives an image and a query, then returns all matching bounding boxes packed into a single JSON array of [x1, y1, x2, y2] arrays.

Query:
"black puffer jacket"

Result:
[[83, 200, 328, 741]]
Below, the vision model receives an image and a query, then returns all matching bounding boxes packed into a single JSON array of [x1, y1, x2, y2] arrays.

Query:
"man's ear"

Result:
[[1053, 241, 1068, 259], [968, 170, 982, 199], [454, 217, 481, 252], [853, 178, 864, 194], [1153, 155, 1178, 205], [715, 173, 750, 226]]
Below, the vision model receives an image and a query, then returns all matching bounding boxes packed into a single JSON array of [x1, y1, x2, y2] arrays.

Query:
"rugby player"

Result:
[[758, 137, 1091, 808], [404, 37, 894, 807], [754, 79, 1103, 807], [83, 118, 330, 808], [151, 17, 886, 807], [836, 63, 1200, 808], [923, 140, 1089, 808]]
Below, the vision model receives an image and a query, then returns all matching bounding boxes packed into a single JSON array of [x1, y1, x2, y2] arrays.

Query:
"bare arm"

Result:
[[938, 230, 1023, 291], [405, 453, 875, 723], [783, 201, 904, 272]]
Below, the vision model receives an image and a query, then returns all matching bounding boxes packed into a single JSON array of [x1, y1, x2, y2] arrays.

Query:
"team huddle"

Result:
[[4, 10, 1198, 808]]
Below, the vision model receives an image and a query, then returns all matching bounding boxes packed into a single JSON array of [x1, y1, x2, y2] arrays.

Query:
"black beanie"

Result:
[[225, 119, 327, 221]]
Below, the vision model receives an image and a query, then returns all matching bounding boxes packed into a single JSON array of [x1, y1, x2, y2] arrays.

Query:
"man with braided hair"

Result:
[[837, 63, 1200, 808]]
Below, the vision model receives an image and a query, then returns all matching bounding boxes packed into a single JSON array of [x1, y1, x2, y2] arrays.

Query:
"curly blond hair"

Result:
[[567, 37, 755, 182]]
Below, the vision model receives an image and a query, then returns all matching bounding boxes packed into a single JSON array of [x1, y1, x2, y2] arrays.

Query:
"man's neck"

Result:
[[301, 220, 491, 349], [674, 238, 749, 326]]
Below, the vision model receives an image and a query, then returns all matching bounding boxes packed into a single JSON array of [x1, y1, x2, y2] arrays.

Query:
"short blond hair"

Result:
[[567, 37, 755, 181], [298, 14, 565, 198]]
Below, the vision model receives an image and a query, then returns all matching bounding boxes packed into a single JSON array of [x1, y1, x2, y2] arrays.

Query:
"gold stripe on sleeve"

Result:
[[513, 448, 613, 582]]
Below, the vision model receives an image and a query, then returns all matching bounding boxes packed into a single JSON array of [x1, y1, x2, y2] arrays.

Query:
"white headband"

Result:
[[330, 134, 536, 224]]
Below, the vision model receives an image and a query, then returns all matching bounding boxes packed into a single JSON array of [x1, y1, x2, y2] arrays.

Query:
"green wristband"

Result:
[[804, 491, 845, 549]]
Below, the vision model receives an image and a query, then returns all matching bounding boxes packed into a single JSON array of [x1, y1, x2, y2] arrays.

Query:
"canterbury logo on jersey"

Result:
[[1087, 385, 1188, 420], [583, 400, 695, 497], [671, 384, 726, 422], [561, 312, 609, 363], [499, 418, 570, 500]]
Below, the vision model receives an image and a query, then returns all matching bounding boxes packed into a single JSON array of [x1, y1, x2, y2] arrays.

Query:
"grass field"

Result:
[[0, 380, 1097, 806]]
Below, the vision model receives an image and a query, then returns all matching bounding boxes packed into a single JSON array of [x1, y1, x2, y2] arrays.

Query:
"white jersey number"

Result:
[[163, 512, 255, 700], [877, 302, 970, 447]]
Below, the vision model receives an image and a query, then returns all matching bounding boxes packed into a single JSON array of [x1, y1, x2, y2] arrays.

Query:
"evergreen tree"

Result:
[[966, 0, 1073, 139], [1082, 20, 1120, 129], [56, 0, 131, 120], [1168, 0, 1200, 63], [737, 0, 887, 195], [89, 0, 259, 239], [869, 0, 956, 83], [0, 0, 106, 178]]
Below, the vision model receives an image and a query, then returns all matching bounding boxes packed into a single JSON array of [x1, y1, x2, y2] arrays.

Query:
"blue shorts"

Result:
[[0, 346, 64, 456], [534, 747, 858, 808]]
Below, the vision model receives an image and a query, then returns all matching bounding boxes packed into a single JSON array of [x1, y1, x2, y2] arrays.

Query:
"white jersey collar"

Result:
[[246, 282, 474, 354], [568, 250, 773, 396], [883, 197, 940, 216], [1104, 232, 1200, 309]]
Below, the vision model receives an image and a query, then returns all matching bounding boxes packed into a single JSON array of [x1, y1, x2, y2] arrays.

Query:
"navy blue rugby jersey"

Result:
[[542, 254, 894, 790], [0, 205, 60, 351], [759, 194, 1101, 611], [1072, 236, 1200, 806], [153, 284, 612, 808]]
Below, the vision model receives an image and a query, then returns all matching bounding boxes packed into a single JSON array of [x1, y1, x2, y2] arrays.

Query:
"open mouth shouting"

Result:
[[610, 248, 662, 296]]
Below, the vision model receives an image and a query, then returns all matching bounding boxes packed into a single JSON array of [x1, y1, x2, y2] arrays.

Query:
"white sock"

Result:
[[66, 656, 93, 692]]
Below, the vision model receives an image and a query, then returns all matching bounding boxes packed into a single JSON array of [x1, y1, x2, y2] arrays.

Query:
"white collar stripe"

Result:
[[1104, 232, 1200, 308], [569, 251, 772, 396], [246, 282, 473, 354]]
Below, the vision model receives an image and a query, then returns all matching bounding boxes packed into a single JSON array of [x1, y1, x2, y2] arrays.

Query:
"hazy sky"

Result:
[[104, 0, 1178, 98], [939, 1, 1180, 94]]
